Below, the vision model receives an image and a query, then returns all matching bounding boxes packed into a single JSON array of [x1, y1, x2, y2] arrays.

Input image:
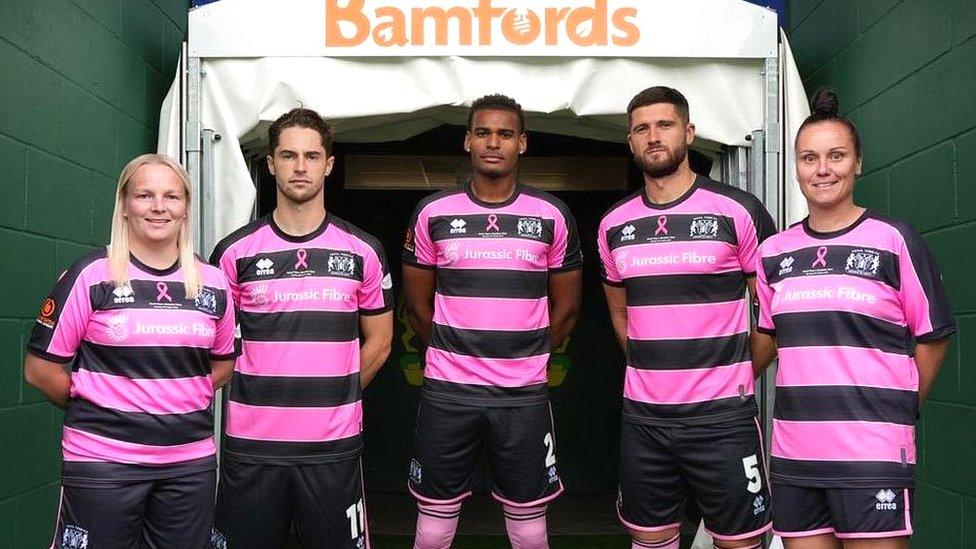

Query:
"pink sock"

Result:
[[632, 533, 679, 548], [413, 501, 462, 549], [503, 504, 549, 549], [715, 543, 762, 549]]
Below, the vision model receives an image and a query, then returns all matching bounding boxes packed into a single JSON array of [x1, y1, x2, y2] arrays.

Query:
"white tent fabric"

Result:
[[158, 0, 809, 244]]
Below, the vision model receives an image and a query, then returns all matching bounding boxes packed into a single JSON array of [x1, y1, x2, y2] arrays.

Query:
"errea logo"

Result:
[[450, 218, 467, 234], [778, 256, 794, 276], [875, 489, 898, 511], [256, 258, 275, 276], [112, 284, 135, 304], [752, 494, 766, 516], [620, 224, 636, 242]]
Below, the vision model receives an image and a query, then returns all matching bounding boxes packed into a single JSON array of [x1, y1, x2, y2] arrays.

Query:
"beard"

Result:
[[277, 180, 323, 205], [634, 142, 688, 178]]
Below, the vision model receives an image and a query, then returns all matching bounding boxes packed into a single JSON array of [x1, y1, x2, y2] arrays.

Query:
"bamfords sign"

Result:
[[189, 0, 777, 58], [325, 0, 639, 48]]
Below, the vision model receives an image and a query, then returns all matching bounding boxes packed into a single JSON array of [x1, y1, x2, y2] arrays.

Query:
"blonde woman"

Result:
[[24, 154, 237, 549]]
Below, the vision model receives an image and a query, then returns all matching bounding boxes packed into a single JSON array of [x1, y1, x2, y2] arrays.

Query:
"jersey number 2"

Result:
[[543, 432, 556, 467]]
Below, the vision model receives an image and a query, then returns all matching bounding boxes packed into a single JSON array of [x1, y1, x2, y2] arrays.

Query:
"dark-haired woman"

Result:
[[755, 89, 954, 548]]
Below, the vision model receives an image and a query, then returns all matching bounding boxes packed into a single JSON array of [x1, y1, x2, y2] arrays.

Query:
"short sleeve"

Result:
[[403, 203, 436, 268], [549, 204, 583, 271], [737, 197, 777, 276], [360, 239, 394, 315], [597, 217, 623, 286], [210, 275, 239, 360], [27, 264, 94, 363], [895, 226, 955, 342], [209, 241, 241, 306], [755, 248, 776, 335]]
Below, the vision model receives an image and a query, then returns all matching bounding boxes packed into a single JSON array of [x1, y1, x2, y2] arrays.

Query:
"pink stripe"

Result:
[[623, 362, 754, 405], [705, 521, 772, 541], [424, 347, 548, 388], [627, 300, 747, 340], [408, 484, 472, 505], [62, 426, 215, 464], [437, 237, 549, 271], [760, 218, 901, 257], [239, 340, 359, 377], [611, 240, 741, 277], [225, 401, 361, 442], [776, 346, 918, 391], [49, 486, 64, 549], [239, 277, 360, 313], [769, 274, 904, 324], [773, 527, 835, 538], [491, 480, 564, 508], [70, 370, 213, 414], [771, 420, 915, 463], [617, 502, 679, 534], [434, 295, 547, 331], [87, 308, 221, 348]]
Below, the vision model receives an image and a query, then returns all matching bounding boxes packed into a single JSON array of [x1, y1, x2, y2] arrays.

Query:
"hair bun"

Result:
[[810, 87, 839, 116]]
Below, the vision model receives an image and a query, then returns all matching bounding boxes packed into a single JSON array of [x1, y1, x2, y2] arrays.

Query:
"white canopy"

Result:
[[158, 0, 809, 247]]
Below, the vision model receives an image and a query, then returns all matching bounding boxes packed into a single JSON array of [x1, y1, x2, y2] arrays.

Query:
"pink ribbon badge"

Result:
[[812, 246, 828, 268], [156, 282, 172, 302], [295, 249, 308, 269], [486, 214, 500, 231], [654, 215, 669, 236]]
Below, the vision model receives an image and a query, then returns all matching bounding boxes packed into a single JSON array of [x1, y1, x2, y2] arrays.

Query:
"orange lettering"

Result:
[[567, 0, 608, 46], [473, 0, 505, 45], [325, 0, 369, 47], [411, 7, 473, 46], [374, 7, 408, 47], [611, 7, 640, 46], [544, 8, 570, 45], [501, 8, 541, 45]]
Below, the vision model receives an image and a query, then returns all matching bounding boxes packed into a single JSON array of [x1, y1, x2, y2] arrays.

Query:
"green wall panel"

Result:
[[0, 1, 187, 542]]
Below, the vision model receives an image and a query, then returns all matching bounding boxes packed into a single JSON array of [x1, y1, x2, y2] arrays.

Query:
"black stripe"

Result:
[[621, 395, 757, 425], [235, 247, 365, 285], [624, 272, 745, 306], [240, 310, 359, 342], [61, 457, 216, 485], [422, 379, 548, 407], [65, 399, 213, 446], [774, 386, 917, 425], [429, 214, 556, 244], [770, 456, 915, 488], [229, 373, 361, 408], [606, 213, 738, 250], [773, 311, 910, 354], [76, 342, 211, 379], [436, 268, 548, 299], [223, 434, 362, 463], [627, 333, 749, 370], [89, 280, 228, 317], [429, 323, 548, 360], [761, 244, 900, 288]]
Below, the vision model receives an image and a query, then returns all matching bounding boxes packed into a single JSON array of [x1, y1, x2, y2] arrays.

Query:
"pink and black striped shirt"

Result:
[[211, 214, 392, 464], [403, 182, 582, 406], [757, 211, 954, 488], [598, 176, 776, 425], [27, 250, 237, 485]]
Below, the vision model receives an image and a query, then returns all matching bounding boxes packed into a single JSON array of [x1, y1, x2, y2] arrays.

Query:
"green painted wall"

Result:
[[788, 1, 976, 546], [0, 1, 186, 546]]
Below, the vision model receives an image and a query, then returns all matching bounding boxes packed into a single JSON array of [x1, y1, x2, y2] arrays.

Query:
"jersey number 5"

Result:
[[741, 454, 762, 494]]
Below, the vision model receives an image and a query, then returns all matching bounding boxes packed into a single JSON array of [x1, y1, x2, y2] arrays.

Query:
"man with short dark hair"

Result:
[[403, 94, 582, 549], [598, 87, 777, 549], [210, 107, 394, 548]]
